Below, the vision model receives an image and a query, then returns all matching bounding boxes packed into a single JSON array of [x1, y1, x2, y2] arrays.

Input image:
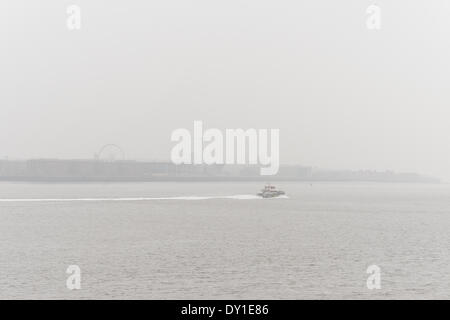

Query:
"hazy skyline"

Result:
[[2, 1, 450, 180]]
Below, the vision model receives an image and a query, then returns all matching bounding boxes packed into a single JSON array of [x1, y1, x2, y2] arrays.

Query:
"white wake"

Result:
[[0, 194, 290, 202]]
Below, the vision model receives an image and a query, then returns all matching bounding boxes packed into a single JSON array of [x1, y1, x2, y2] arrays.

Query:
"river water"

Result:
[[1, 181, 449, 299]]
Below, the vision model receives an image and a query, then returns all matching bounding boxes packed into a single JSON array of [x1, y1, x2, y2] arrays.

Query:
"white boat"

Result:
[[257, 184, 285, 198]]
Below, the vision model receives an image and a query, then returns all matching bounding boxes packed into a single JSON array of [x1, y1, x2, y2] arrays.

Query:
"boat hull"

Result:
[[258, 191, 285, 198]]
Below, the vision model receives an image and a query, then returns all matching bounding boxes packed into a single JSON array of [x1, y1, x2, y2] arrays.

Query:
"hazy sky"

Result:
[[2, 1, 450, 180]]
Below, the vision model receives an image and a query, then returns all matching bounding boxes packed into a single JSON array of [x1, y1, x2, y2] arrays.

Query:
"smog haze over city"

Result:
[[2, 1, 450, 181], [3, 0, 450, 304]]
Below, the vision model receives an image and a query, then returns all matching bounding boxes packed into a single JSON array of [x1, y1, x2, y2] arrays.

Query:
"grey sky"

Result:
[[2, 1, 450, 180]]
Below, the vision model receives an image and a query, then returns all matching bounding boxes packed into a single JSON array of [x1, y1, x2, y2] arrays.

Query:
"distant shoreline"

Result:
[[0, 176, 440, 183], [0, 159, 440, 184]]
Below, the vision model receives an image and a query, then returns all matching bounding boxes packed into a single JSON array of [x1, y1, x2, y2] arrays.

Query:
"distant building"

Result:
[[0, 159, 440, 183]]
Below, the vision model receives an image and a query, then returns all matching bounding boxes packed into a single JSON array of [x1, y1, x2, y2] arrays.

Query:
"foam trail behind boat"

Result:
[[0, 194, 279, 202]]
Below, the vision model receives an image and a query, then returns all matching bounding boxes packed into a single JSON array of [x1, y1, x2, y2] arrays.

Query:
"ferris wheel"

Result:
[[95, 144, 125, 162]]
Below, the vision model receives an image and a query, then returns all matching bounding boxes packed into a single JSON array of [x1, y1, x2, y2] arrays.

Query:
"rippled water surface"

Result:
[[1, 181, 450, 299]]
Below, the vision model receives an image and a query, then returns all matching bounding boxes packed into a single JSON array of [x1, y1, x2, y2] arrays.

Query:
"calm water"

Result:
[[1, 181, 450, 299]]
